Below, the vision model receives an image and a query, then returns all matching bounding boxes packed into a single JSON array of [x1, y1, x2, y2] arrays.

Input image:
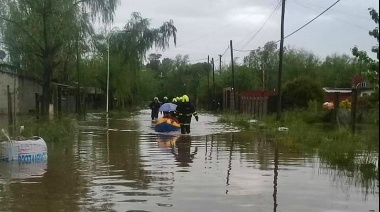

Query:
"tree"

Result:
[[282, 77, 324, 109], [318, 54, 358, 88], [243, 41, 278, 90], [146, 53, 162, 78], [95, 12, 177, 107], [0, 0, 119, 115], [282, 48, 320, 82], [351, 8, 379, 88]]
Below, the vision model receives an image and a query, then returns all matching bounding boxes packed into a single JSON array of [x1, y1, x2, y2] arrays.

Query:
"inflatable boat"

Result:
[[155, 117, 180, 132]]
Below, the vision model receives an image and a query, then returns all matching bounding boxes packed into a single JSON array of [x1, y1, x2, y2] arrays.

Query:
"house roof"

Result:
[[323, 88, 352, 93]]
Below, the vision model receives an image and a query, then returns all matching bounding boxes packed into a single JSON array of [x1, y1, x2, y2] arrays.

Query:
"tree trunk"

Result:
[[40, 54, 53, 116]]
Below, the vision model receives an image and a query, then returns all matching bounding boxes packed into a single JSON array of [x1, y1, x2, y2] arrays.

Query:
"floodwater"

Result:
[[0, 109, 378, 212]]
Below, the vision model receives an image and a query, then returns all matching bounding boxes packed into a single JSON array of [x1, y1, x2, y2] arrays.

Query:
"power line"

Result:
[[235, 1, 281, 48], [293, 0, 368, 31], [221, 46, 230, 57], [295, 0, 370, 20], [238, 1, 282, 50], [189, 57, 208, 63], [283, 0, 341, 40], [233, 0, 341, 53]]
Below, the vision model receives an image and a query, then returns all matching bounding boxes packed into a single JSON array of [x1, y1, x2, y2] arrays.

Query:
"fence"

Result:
[[222, 88, 276, 118]]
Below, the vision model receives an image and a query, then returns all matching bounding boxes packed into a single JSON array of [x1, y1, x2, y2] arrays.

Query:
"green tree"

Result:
[[243, 41, 278, 90], [92, 12, 177, 108], [318, 54, 358, 87], [351, 8, 379, 88], [283, 48, 320, 82], [146, 53, 162, 78], [0, 0, 119, 115], [282, 77, 324, 109]]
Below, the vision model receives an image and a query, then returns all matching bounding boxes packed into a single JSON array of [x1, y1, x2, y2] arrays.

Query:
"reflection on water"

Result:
[[0, 161, 47, 180], [0, 110, 378, 212]]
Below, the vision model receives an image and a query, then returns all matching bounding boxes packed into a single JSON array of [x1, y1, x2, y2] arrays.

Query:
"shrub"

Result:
[[282, 77, 324, 109]]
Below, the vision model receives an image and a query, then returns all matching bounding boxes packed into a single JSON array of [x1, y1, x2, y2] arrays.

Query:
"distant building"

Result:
[[322, 88, 352, 102], [323, 74, 376, 103], [0, 63, 42, 114]]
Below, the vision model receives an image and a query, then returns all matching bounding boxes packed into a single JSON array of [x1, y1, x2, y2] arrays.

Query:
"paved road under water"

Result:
[[0, 110, 378, 211]]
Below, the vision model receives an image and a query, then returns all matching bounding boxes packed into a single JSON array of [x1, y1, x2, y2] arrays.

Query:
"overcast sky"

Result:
[[109, 0, 379, 64]]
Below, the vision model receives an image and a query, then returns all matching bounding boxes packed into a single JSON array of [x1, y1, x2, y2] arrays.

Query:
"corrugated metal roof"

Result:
[[323, 88, 352, 93]]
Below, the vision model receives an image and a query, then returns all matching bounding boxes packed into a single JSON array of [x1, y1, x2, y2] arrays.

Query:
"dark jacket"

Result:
[[174, 102, 198, 124], [149, 101, 161, 112]]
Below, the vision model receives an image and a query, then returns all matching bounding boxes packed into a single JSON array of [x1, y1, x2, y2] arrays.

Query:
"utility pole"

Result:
[[218, 54, 222, 73], [212, 57, 215, 101], [230, 40, 236, 111], [262, 64, 265, 91], [76, 26, 81, 115], [207, 55, 210, 110], [276, 0, 286, 121]]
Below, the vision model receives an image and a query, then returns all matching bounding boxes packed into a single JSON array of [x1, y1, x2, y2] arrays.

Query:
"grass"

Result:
[[1, 115, 78, 143], [218, 106, 379, 192], [217, 112, 252, 129]]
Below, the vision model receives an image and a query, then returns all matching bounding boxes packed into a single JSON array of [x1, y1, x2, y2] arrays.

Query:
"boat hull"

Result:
[[155, 118, 180, 132]]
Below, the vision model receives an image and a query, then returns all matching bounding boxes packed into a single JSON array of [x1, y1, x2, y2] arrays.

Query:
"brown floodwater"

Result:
[[0, 109, 378, 212]]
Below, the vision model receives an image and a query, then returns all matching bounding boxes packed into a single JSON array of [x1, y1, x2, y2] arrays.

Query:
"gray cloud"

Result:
[[109, 0, 379, 62]]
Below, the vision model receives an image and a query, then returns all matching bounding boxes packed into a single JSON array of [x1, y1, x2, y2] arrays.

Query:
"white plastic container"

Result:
[[0, 137, 48, 162]]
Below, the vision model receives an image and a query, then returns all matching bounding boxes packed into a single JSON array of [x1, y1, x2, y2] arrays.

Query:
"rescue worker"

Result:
[[169, 98, 179, 123], [173, 94, 199, 134], [162, 96, 171, 116], [149, 97, 161, 121], [172, 98, 177, 105]]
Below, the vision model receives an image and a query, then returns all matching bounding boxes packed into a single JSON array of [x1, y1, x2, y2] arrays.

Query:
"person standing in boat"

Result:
[[173, 95, 199, 134], [149, 97, 161, 121]]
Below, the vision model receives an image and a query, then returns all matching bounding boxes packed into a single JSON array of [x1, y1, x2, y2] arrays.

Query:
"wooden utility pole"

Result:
[[207, 55, 210, 110], [218, 54, 222, 73], [276, 0, 286, 121], [212, 57, 215, 101], [76, 32, 81, 115], [230, 40, 236, 111]]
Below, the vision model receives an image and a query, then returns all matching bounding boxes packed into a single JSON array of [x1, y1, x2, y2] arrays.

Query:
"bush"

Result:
[[17, 116, 77, 143], [282, 77, 324, 109]]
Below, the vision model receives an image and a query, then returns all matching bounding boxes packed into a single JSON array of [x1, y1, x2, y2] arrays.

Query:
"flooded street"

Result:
[[0, 110, 378, 212]]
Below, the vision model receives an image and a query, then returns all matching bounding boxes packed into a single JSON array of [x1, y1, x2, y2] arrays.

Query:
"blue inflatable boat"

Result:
[[155, 117, 180, 132]]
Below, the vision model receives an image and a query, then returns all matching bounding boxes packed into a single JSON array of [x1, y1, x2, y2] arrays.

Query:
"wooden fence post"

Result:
[[351, 88, 358, 133], [333, 92, 340, 127]]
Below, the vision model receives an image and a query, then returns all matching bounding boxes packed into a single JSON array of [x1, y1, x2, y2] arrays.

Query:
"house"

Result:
[[351, 74, 376, 97], [323, 75, 376, 103], [323, 88, 352, 102], [0, 63, 42, 114]]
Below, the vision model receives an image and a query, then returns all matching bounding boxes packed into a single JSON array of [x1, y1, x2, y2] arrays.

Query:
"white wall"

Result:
[[0, 66, 42, 114]]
